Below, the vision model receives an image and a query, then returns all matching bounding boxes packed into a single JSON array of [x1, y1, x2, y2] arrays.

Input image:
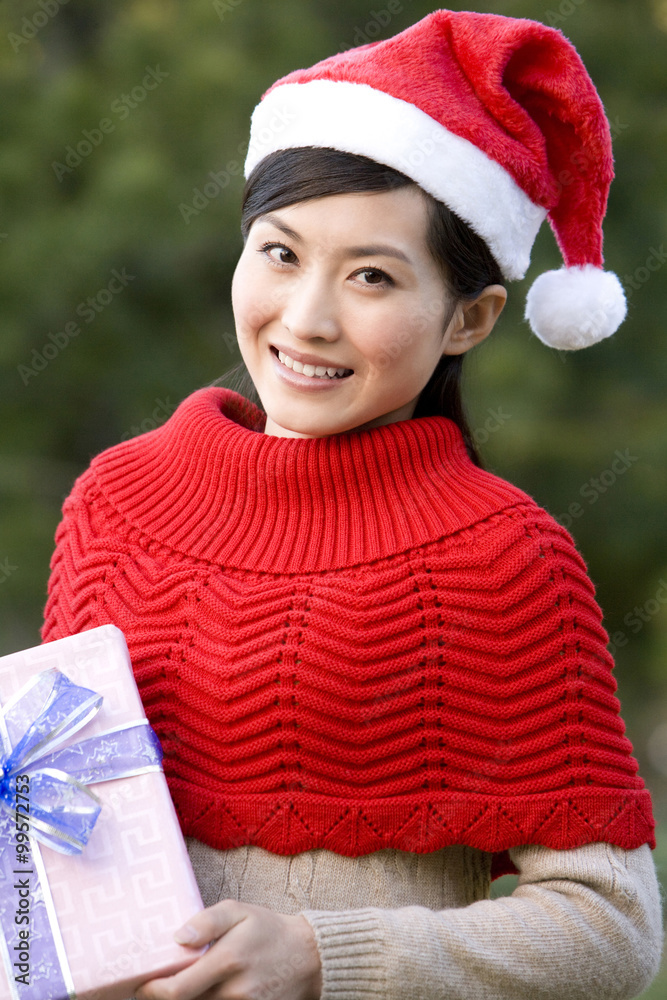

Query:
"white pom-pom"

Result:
[[524, 265, 627, 350]]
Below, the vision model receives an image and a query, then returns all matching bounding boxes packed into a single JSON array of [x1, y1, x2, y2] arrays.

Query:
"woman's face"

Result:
[[231, 185, 501, 438]]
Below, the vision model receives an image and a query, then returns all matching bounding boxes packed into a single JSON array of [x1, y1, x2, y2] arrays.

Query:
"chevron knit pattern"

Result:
[[41, 388, 655, 868]]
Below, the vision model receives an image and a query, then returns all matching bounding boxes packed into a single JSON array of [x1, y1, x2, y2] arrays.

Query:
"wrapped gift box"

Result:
[[0, 625, 206, 1000]]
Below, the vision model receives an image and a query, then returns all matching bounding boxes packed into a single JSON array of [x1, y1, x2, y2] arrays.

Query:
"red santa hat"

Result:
[[244, 9, 627, 350]]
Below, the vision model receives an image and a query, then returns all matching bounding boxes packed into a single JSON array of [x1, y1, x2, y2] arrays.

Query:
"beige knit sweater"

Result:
[[186, 838, 663, 1000]]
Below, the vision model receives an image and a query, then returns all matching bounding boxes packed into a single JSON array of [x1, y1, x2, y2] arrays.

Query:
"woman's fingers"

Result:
[[134, 901, 320, 1000], [173, 900, 248, 946], [135, 936, 247, 1000], [135, 902, 249, 1000]]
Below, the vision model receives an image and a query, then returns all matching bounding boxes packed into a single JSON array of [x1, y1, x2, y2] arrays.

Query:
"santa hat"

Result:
[[244, 9, 626, 350]]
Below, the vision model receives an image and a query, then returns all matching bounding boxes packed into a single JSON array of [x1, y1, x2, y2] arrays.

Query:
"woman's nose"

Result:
[[280, 271, 341, 341]]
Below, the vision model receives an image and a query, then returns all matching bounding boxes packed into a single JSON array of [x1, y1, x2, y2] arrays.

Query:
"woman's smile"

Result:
[[271, 344, 354, 378], [270, 344, 354, 391]]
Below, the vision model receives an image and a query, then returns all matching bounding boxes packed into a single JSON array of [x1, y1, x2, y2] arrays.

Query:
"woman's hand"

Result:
[[135, 900, 322, 1000]]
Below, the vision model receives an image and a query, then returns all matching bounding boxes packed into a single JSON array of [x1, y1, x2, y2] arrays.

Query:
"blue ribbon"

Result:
[[0, 667, 164, 999]]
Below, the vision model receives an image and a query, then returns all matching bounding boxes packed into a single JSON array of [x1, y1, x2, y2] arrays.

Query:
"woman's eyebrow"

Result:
[[255, 213, 413, 265], [344, 243, 411, 264], [256, 213, 301, 242]]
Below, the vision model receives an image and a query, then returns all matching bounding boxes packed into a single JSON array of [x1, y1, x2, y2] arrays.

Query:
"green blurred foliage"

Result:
[[1, 0, 666, 990]]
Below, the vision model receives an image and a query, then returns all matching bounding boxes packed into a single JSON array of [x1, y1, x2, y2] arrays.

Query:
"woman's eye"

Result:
[[356, 268, 392, 286], [260, 242, 298, 265]]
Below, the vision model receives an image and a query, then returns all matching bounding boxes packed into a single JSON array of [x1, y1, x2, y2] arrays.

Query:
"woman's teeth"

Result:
[[278, 350, 351, 379]]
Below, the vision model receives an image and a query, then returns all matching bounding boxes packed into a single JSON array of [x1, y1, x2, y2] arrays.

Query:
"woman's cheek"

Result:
[[233, 285, 276, 338], [366, 324, 412, 375]]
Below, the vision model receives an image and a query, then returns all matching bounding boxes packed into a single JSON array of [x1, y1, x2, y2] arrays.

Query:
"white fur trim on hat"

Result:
[[524, 265, 628, 350], [245, 79, 547, 281]]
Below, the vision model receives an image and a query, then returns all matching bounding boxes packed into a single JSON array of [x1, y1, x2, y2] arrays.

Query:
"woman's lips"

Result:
[[270, 346, 353, 391]]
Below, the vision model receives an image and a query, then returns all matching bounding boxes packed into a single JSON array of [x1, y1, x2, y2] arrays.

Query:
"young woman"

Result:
[[42, 10, 662, 1000]]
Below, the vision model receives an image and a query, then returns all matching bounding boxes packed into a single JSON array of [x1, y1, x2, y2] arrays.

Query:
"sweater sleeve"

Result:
[[301, 842, 663, 1000]]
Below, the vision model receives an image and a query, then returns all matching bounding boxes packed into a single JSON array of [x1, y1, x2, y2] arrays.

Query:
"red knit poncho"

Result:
[[42, 388, 655, 872]]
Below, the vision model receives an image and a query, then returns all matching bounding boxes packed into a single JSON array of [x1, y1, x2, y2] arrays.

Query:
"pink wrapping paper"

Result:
[[0, 625, 206, 1000]]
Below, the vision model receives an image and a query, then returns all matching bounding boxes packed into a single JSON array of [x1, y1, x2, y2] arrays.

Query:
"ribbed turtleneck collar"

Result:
[[91, 387, 528, 573]]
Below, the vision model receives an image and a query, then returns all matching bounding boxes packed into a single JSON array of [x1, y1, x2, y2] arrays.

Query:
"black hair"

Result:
[[222, 147, 504, 465]]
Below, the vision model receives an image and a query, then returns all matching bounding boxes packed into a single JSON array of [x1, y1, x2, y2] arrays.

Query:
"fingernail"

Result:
[[174, 923, 198, 945]]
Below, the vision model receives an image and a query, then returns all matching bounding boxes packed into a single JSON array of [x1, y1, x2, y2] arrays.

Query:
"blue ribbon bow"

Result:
[[0, 667, 163, 853], [0, 666, 164, 999]]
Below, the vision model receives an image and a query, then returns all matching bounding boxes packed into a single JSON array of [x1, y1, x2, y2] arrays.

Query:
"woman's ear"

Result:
[[443, 284, 507, 356]]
